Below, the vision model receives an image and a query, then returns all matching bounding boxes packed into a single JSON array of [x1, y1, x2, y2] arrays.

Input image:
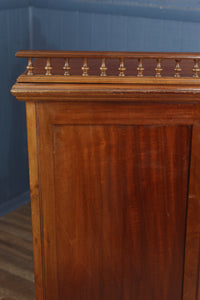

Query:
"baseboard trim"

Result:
[[0, 190, 30, 217]]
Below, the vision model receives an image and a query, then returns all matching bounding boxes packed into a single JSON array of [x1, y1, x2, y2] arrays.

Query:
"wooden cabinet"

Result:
[[11, 51, 200, 300]]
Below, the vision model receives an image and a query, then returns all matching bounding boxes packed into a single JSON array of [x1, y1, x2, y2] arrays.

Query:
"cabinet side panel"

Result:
[[25, 102, 45, 300], [183, 122, 200, 300], [52, 125, 191, 300]]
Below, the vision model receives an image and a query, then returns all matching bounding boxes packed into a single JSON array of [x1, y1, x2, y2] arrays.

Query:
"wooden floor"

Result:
[[0, 203, 35, 300]]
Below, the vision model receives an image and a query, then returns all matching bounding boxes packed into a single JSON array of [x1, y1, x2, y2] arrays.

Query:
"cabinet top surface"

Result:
[[11, 50, 200, 101]]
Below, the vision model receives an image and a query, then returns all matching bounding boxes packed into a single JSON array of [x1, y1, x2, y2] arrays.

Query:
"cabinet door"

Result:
[[35, 102, 197, 300]]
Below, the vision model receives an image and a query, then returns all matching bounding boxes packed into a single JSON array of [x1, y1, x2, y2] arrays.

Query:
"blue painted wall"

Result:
[[0, 6, 30, 216], [31, 3, 200, 52], [2, 0, 200, 215]]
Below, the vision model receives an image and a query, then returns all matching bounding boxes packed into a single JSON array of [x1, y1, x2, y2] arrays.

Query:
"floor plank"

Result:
[[0, 203, 35, 299]]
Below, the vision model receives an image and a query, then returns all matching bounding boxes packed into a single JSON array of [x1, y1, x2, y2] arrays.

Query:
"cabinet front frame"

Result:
[[26, 99, 200, 300]]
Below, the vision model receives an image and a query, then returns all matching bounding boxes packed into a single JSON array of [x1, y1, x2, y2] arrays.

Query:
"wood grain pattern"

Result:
[[183, 122, 200, 300], [37, 109, 59, 300], [38, 117, 191, 299], [26, 102, 44, 300], [54, 125, 190, 300], [41, 101, 197, 126]]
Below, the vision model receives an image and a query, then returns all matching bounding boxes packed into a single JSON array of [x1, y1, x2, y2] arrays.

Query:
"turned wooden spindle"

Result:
[[174, 59, 182, 78], [155, 59, 162, 78], [63, 58, 71, 76], [82, 58, 89, 76], [45, 58, 52, 76], [26, 57, 34, 75], [137, 58, 144, 77], [118, 58, 126, 77], [193, 59, 200, 78], [100, 58, 107, 76]]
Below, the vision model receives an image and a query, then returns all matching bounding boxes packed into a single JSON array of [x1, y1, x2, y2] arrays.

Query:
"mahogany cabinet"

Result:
[[11, 51, 200, 300]]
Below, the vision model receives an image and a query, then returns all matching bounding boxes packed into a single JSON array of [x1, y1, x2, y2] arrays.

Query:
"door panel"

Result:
[[45, 124, 191, 300]]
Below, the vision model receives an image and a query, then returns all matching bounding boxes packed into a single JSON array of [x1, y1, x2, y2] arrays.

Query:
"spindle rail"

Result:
[[16, 50, 200, 85]]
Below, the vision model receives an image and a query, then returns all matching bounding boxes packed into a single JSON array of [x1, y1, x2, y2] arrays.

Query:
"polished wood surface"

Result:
[[11, 83, 200, 102], [183, 121, 200, 300], [25, 103, 45, 300], [53, 125, 190, 300], [15, 50, 200, 59], [0, 204, 34, 300], [11, 51, 200, 299]]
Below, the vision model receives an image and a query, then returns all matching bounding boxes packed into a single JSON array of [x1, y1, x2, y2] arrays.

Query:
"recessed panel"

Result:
[[53, 125, 191, 300]]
